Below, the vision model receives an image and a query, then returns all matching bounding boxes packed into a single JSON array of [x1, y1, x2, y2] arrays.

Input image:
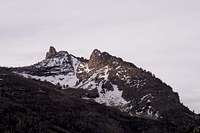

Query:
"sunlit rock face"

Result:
[[88, 49, 111, 69]]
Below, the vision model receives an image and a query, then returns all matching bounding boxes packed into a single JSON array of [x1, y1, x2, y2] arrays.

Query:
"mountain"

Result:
[[1, 67, 180, 133], [6, 46, 200, 132]]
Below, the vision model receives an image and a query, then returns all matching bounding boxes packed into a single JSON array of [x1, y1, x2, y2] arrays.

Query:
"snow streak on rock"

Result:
[[20, 73, 78, 88], [95, 83, 128, 107]]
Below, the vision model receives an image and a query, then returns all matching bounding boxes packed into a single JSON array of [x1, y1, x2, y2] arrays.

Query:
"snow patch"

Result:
[[95, 83, 128, 107], [80, 81, 98, 90], [34, 53, 71, 69], [78, 63, 91, 73], [71, 56, 80, 72], [98, 66, 109, 80], [18, 55, 82, 89], [77, 66, 110, 90], [82, 97, 91, 100], [19, 73, 78, 88]]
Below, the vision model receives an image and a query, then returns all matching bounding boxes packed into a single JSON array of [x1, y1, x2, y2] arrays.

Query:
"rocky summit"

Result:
[[1, 46, 199, 133], [46, 46, 57, 59]]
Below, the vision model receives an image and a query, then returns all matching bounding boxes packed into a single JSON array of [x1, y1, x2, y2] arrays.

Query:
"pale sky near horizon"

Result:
[[0, 0, 200, 113]]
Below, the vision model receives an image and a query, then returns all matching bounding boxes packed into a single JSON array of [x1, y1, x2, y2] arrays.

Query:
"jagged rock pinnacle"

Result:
[[88, 49, 102, 68], [46, 46, 57, 59], [88, 49, 113, 69]]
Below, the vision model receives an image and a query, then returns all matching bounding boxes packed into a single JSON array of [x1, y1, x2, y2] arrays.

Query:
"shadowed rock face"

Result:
[[12, 47, 200, 132], [46, 46, 57, 59]]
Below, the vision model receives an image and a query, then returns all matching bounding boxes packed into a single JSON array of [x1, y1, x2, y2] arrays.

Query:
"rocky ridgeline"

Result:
[[13, 46, 200, 133]]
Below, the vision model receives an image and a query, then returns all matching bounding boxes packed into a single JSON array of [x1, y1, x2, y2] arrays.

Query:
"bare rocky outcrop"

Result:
[[46, 46, 57, 59], [88, 49, 105, 69]]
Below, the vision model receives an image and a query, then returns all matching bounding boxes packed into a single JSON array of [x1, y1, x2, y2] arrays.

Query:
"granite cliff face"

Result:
[[10, 47, 200, 132]]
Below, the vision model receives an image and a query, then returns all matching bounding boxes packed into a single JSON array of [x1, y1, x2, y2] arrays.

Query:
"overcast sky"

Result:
[[0, 0, 200, 113]]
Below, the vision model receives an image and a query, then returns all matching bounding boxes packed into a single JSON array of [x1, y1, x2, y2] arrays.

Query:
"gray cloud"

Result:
[[0, 0, 199, 112]]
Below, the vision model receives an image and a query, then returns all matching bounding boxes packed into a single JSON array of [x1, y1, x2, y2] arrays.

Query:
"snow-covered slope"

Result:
[[17, 51, 82, 88]]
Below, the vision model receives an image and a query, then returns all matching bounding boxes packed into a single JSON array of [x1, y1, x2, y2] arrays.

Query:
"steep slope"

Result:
[[13, 46, 200, 132], [0, 67, 180, 133]]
